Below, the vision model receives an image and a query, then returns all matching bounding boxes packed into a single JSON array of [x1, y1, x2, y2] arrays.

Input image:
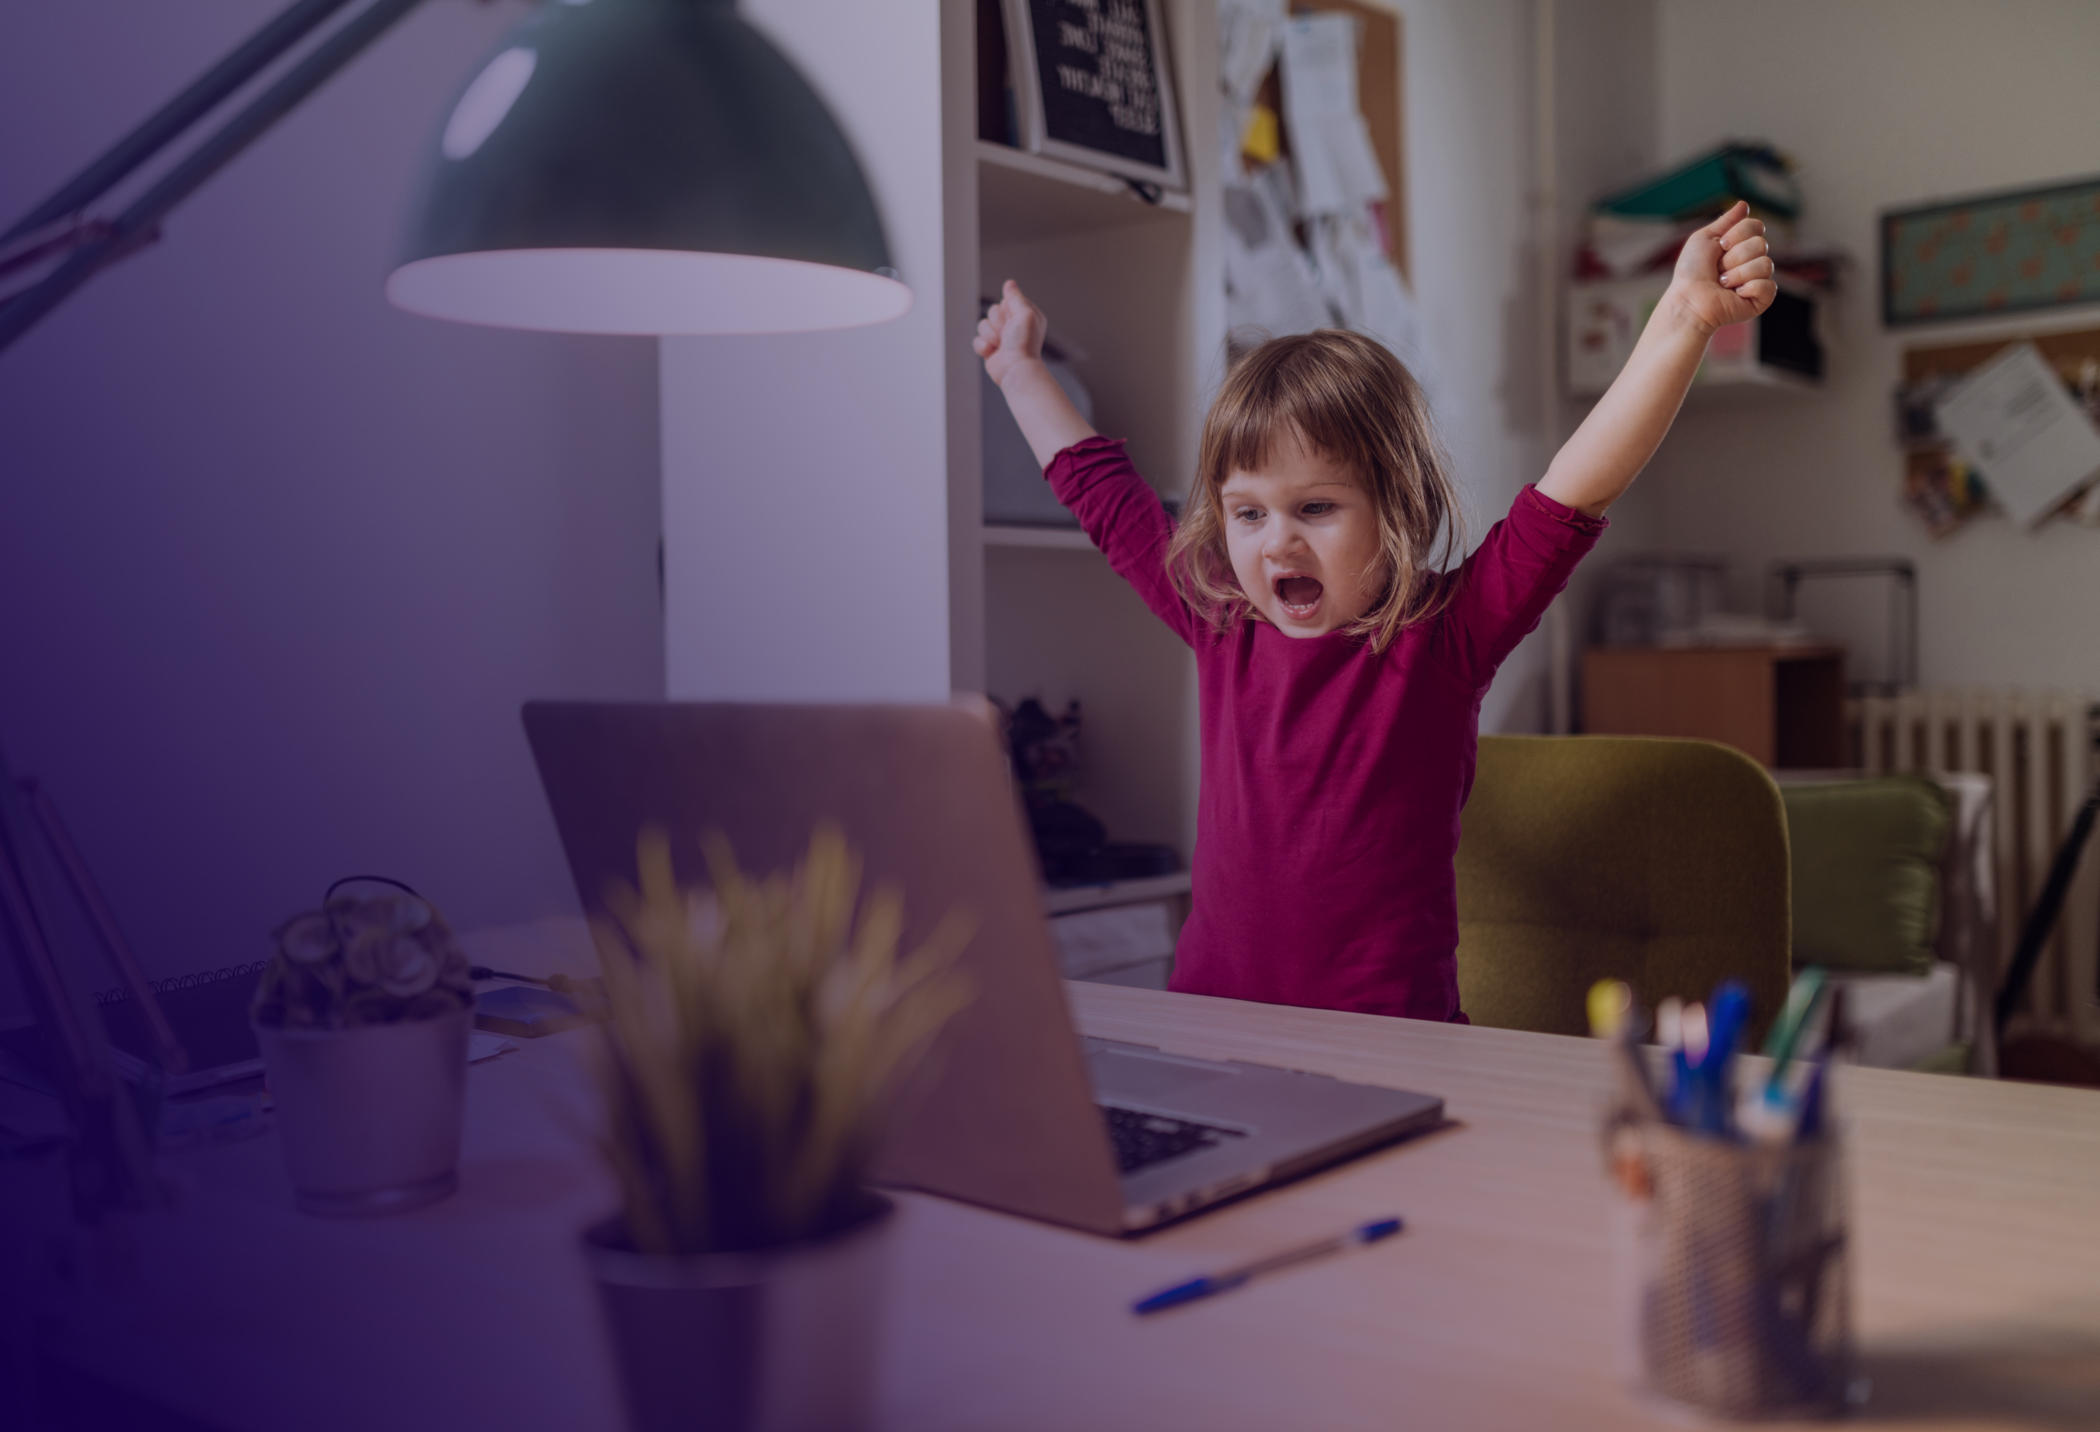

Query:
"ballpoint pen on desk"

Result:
[[1794, 986, 1848, 1141], [1656, 996, 1684, 1076], [1655, 996, 1683, 1048], [1692, 981, 1751, 1137], [1763, 967, 1829, 1075], [1736, 975, 1858, 1146], [1589, 979, 1663, 1126], [1665, 1001, 1707, 1127], [1591, 980, 1664, 1198], [470, 966, 605, 998], [1588, 978, 1634, 1040], [1131, 1217, 1405, 1315]]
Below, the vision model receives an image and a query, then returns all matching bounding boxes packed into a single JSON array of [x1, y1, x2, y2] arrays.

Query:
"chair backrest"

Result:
[[1455, 735, 1791, 1042]]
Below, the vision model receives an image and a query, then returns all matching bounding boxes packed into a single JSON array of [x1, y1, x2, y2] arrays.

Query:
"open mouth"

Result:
[[1273, 575, 1324, 620]]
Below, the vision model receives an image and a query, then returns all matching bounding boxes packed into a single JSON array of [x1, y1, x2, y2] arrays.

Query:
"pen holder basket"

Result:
[[1615, 1121, 1852, 1420]]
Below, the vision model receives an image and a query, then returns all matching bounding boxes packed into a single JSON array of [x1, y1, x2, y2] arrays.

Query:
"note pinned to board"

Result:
[[1279, 13, 1388, 216], [1219, 0, 1286, 106], [1223, 169, 1333, 337], [1936, 341, 2100, 528]]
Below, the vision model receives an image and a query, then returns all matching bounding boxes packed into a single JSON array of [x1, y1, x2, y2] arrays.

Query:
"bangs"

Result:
[[1206, 342, 1391, 485]]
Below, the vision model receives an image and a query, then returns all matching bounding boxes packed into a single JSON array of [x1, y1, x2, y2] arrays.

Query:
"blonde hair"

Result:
[[1167, 330, 1465, 654]]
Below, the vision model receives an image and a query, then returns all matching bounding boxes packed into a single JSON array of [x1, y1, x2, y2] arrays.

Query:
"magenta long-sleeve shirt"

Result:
[[1046, 436, 1606, 1021]]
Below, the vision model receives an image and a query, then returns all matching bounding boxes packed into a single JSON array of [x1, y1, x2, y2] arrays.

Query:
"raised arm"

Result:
[[974, 280, 1096, 467], [1537, 201, 1776, 517]]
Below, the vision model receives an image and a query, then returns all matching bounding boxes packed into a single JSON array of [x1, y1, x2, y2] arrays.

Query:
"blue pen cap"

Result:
[[1133, 1277, 1216, 1315]]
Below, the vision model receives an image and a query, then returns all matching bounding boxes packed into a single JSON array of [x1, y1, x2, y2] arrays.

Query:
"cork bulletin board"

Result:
[[1897, 326, 2100, 535]]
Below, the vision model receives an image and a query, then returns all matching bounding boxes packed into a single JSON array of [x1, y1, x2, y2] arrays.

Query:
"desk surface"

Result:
[[31, 946, 2100, 1431]]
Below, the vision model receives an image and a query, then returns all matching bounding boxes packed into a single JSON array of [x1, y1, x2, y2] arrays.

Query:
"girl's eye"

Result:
[[1232, 506, 1262, 523], [1302, 502, 1336, 516]]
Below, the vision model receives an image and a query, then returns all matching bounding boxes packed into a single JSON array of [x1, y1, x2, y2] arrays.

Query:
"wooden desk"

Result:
[[1585, 643, 1848, 767], [27, 973, 2100, 1431]]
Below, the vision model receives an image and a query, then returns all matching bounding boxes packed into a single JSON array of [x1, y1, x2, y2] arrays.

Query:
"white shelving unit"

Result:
[[958, 0, 1223, 866], [976, 141, 1192, 246]]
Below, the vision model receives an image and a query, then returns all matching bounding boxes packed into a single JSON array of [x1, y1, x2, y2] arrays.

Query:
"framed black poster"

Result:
[[1002, 0, 1186, 193]]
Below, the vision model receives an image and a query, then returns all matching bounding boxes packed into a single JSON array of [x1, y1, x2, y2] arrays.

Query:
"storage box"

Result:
[[983, 359, 1091, 527], [1566, 276, 1824, 397]]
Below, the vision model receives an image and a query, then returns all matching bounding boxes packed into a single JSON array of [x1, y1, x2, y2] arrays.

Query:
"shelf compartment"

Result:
[[1042, 871, 1192, 917], [984, 524, 1097, 551], [977, 141, 1190, 246]]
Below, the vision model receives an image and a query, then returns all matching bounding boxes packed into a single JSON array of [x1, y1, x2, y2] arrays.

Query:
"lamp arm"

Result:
[[0, 0, 428, 357], [0, 740, 162, 1215], [3, 0, 359, 246]]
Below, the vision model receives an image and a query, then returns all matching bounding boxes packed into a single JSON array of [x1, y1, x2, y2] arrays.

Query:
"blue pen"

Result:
[[1665, 1001, 1706, 1126], [1794, 1053, 1831, 1139], [1132, 1217, 1404, 1315], [1700, 981, 1752, 1136]]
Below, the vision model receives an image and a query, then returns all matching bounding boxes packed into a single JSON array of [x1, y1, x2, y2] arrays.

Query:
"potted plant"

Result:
[[250, 883, 473, 1216], [581, 823, 972, 1432]]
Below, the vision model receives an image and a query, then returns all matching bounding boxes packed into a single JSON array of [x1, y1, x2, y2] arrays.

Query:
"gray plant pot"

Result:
[[253, 1005, 469, 1216], [582, 1194, 895, 1432]]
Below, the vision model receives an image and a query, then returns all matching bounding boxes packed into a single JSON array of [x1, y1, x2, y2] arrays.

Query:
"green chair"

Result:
[[1455, 735, 1791, 1043]]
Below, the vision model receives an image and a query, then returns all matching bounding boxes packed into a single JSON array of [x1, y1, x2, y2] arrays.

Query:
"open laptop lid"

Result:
[[522, 700, 1127, 1236]]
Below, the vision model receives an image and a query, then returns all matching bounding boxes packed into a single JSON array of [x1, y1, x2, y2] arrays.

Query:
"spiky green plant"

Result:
[[590, 823, 974, 1255]]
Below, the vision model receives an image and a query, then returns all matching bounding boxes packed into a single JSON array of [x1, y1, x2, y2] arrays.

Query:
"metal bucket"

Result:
[[254, 1006, 468, 1216], [582, 1194, 894, 1432]]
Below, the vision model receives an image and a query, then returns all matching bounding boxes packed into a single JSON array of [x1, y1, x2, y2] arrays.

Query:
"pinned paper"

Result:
[[1309, 213, 1431, 389], [1224, 166, 1334, 338], [1279, 14, 1388, 216], [1936, 342, 2100, 528], [1219, 0, 1287, 105]]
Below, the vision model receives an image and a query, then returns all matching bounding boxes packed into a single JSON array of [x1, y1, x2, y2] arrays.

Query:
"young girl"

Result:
[[977, 202, 1776, 1021]]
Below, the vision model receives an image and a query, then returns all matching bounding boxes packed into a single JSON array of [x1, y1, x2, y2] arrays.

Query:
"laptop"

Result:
[[522, 700, 1443, 1236]]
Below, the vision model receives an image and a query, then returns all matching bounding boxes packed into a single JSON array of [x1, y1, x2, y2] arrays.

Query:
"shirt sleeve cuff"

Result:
[[1049, 432, 1124, 462], [1520, 483, 1609, 534]]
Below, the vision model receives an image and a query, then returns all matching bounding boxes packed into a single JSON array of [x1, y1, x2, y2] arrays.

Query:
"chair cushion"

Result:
[[1457, 736, 1791, 1042], [1780, 776, 1948, 975]]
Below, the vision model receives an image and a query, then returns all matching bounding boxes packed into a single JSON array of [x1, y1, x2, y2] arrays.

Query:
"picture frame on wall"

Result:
[[1001, 0, 1186, 194], [1883, 174, 2100, 327]]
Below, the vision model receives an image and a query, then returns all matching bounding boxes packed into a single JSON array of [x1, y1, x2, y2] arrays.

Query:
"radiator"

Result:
[[1848, 689, 2100, 1048]]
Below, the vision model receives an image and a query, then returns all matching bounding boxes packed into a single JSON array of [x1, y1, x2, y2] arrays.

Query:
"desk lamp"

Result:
[[0, 0, 908, 352], [0, 0, 906, 1215]]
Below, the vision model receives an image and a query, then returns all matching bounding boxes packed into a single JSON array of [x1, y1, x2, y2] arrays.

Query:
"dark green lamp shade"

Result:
[[387, 0, 908, 334]]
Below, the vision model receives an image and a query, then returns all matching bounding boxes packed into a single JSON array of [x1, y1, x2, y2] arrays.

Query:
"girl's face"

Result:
[[1219, 436, 1386, 638]]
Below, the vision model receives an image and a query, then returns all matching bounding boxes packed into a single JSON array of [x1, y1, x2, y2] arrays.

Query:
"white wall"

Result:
[[1395, 0, 1661, 732], [660, 0, 960, 704], [1649, 0, 2100, 690], [0, 0, 663, 995]]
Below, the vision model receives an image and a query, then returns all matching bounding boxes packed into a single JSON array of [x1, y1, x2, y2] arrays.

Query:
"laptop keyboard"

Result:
[[1100, 1104, 1243, 1175]]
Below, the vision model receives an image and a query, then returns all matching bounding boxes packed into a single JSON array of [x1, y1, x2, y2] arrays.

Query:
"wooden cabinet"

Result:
[[1583, 645, 1847, 769]]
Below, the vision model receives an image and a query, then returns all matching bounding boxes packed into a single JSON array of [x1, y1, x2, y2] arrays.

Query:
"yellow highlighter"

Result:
[[1587, 978, 1633, 1040]]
